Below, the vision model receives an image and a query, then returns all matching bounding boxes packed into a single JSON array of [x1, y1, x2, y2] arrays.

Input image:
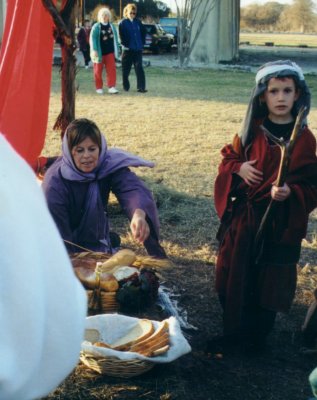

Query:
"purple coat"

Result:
[[42, 134, 164, 256]]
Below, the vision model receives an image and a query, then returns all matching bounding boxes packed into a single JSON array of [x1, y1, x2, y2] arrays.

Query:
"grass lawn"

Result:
[[240, 32, 317, 47], [45, 65, 317, 260], [43, 65, 317, 400]]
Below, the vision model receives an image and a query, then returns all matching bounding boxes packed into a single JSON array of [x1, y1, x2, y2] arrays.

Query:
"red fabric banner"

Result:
[[0, 0, 54, 170]]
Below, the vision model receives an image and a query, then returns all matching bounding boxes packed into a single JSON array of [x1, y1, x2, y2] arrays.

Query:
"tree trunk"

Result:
[[42, 0, 77, 137]]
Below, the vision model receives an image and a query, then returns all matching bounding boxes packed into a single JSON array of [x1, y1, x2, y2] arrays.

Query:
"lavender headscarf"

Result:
[[58, 132, 154, 252], [240, 60, 311, 147]]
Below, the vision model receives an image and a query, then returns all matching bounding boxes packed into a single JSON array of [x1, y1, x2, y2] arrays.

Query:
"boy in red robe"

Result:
[[212, 60, 317, 354]]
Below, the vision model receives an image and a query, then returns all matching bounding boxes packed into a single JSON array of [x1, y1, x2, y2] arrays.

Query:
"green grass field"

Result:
[[240, 32, 317, 47], [45, 66, 317, 262]]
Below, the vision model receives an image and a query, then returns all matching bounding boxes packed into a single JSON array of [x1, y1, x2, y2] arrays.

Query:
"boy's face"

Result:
[[262, 77, 299, 123]]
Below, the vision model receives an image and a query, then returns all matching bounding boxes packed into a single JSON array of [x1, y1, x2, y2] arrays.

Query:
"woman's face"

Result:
[[101, 13, 109, 23], [128, 8, 136, 19], [71, 137, 100, 173]]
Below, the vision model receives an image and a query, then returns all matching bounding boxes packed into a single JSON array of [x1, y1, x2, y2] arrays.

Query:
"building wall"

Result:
[[190, 0, 239, 64]]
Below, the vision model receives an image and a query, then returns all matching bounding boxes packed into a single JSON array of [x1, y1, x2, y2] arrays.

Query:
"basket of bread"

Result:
[[80, 314, 191, 377], [71, 249, 170, 315]]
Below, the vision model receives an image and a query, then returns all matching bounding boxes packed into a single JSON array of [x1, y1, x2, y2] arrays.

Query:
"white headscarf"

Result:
[[240, 60, 310, 147]]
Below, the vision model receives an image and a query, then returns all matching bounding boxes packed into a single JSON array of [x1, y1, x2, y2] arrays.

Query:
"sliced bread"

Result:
[[130, 320, 169, 352], [111, 319, 154, 351]]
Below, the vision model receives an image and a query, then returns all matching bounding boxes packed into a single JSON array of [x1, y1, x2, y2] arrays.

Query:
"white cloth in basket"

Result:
[[82, 314, 191, 363]]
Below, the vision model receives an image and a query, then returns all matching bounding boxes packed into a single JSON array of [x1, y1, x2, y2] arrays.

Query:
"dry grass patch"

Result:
[[240, 32, 317, 48]]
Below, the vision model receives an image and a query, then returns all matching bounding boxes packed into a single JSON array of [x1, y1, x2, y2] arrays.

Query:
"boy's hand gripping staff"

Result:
[[254, 105, 307, 264]]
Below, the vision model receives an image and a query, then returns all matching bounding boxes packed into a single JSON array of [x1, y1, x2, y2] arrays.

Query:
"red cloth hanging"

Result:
[[0, 0, 55, 170]]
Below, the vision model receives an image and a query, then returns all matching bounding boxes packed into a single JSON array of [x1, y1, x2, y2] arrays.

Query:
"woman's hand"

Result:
[[130, 209, 150, 243], [271, 183, 291, 201], [93, 50, 98, 58], [237, 159, 263, 186]]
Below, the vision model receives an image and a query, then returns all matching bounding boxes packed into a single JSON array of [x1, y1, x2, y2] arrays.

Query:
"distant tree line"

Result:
[[241, 0, 317, 32], [84, 0, 170, 21]]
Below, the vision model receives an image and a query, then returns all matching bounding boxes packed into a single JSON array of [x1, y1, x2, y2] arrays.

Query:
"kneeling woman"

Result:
[[42, 118, 166, 258]]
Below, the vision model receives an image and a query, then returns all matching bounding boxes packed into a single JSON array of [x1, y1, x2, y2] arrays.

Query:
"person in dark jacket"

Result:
[[118, 3, 147, 93], [77, 19, 91, 68], [42, 118, 166, 258]]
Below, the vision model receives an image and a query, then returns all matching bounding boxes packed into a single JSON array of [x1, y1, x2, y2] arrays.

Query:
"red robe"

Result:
[[214, 122, 317, 336]]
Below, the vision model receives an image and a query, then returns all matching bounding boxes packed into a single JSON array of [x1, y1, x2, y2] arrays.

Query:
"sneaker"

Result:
[[85, 65, 89, 69], [108, 87, 119, 94], [96, 89, 104, 94], [137, 89, 148, 93]]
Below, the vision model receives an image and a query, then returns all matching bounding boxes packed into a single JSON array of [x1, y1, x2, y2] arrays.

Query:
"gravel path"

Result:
[[141, 46, 317, 74], [57, 45, 317, 74]]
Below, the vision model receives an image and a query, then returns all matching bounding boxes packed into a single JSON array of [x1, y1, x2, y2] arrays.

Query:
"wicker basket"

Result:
[[71, 252, 120, 315], [80, 352, 154, 377], [87, 289, 119, 314], [71, 250, 170, 315]]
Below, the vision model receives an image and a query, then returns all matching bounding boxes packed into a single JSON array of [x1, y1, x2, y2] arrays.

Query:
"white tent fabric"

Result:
[[0, 134, 87, 400]]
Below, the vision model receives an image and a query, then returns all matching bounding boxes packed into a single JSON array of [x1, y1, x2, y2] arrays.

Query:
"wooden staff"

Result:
[[254, 105, 306, 264]]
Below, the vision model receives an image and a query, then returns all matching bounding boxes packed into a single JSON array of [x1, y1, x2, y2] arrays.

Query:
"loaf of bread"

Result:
[[74, 267, 119, 292], [99, 249, 137, 272]]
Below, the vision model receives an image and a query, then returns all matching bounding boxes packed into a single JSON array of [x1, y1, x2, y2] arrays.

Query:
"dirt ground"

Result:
[[44, 257, 317, 400], [44, 46, 317, 400]]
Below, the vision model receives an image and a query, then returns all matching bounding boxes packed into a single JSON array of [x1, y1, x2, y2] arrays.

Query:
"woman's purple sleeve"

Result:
[[110, 168, 160, 237], [42, 173, 75, 249]]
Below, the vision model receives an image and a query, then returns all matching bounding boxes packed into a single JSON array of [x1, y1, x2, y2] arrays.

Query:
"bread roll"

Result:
[[113, 266, 139, 282], [74, 267, 119, 292], [74, 267, 97, 289], [99, 272, 119, 292]]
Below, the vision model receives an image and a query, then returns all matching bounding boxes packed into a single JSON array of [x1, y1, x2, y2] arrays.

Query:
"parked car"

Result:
[[157, 24, 176, 47], [142, 23, 173, 54], [159, 17, 178, 46], [159, 24, 177, 45]]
